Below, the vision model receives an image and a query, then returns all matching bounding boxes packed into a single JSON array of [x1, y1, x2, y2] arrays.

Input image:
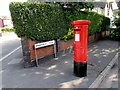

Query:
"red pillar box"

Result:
[[71, 20, 91, 77]]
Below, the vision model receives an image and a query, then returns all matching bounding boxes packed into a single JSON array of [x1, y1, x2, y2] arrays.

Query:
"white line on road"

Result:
[[0, 46, 22, 62]]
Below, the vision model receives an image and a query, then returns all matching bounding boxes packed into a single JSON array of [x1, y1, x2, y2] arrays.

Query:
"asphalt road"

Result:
[[0, 32, 23, 89], [0, 32, 21, 59], [0, 32, 119, 88]]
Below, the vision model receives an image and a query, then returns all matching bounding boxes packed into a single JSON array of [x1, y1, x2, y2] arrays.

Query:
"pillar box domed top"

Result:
[[71, 20, 91, 25]]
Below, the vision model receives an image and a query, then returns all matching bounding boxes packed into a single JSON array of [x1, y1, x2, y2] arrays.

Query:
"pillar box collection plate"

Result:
[[71, 20, 91, 77]]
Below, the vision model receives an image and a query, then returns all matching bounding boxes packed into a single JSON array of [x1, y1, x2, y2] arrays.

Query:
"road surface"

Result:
[[0, 32, 22, 89], [0, 32, 21, 59], [0, 32, 119, 88]]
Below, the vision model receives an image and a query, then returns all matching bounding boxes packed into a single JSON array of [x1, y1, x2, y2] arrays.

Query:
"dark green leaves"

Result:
[[9, 2, 110, 41], [64, 10, 110, 37], [9, 2, 68, 41]]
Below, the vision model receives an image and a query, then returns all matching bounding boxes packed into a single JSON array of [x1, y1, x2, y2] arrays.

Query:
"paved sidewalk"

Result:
[[2, 39, 119, 88], [98, 61, 118, 88]]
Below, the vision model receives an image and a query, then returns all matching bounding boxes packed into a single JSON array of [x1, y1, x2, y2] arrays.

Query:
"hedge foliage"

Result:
[[62, 9, 110, 40], [10, 2, 110, 41], [109, 13, 120, 40], [1, 28, 15, 32], [9, 2, 68, 41]]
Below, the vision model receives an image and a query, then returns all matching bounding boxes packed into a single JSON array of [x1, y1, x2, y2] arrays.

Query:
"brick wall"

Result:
[[59, 39, 74, 51], [28, 39, 54, 61], [88, 34, 95, 41], [21, 31, 109, 67]]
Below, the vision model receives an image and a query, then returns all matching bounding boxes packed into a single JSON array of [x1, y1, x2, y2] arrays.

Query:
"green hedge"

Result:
[[1, 28, 15, 32], [62, 9, 110, 40], [10, 2, 110, 41], [109, 15, 120, 40], [9, 2, 68, 41]]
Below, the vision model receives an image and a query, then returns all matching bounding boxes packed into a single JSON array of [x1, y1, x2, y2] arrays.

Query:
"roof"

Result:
[[95, 2, 106, 9]]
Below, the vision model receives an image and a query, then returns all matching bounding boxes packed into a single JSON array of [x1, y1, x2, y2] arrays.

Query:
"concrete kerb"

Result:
[[89, 52, 119, 88]]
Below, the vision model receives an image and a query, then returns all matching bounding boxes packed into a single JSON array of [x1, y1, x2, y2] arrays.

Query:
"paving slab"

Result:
[[1, 39, 119, 88]]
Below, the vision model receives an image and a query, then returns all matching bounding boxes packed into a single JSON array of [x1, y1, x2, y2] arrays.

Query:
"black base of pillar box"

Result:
[[74, 61, 87, 77]]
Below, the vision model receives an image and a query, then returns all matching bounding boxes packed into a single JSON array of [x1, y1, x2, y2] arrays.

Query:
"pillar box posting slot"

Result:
[[71, 20, 91, 77]]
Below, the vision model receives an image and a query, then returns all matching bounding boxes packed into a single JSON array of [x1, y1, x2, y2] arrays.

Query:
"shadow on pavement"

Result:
[[2, 39, 119, 88]]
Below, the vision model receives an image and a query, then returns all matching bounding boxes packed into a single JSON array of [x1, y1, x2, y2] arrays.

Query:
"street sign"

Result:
[[35, 40, 55, 49], [34, 40, 56, 67]]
